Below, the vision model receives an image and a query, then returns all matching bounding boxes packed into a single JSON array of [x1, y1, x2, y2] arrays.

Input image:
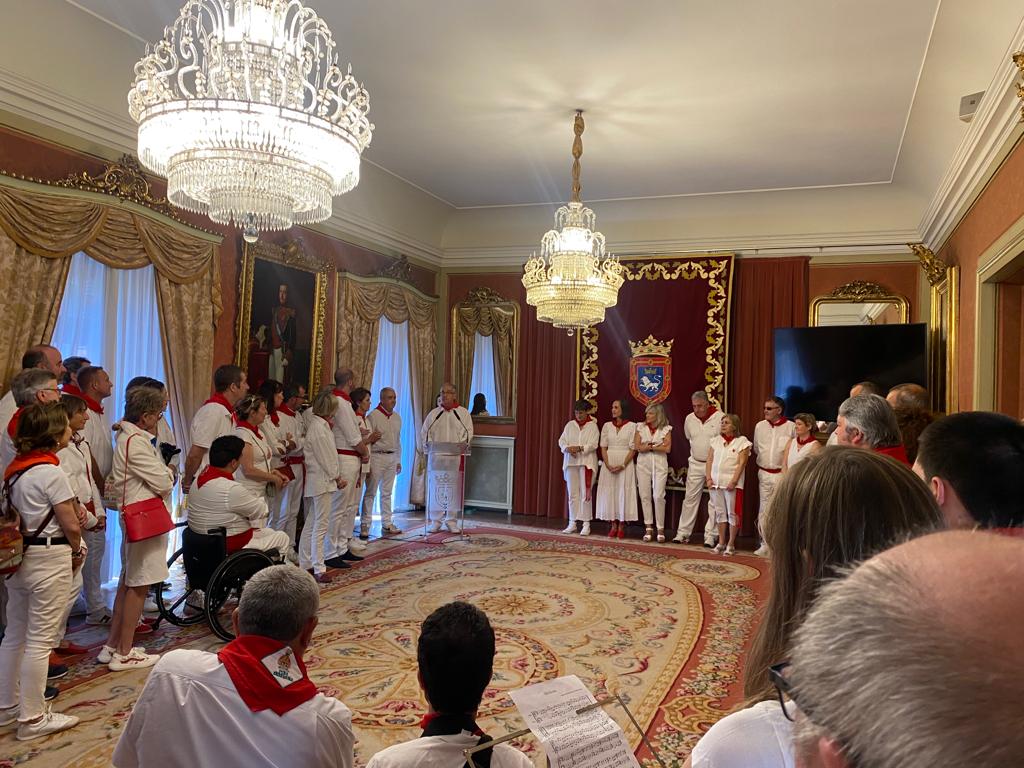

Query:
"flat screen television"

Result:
[[773, 323, 928, 421]]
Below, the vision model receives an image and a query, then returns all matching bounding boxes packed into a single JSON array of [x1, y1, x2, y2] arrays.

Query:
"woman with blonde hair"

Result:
[[685, 447, 943, 768], [233, 394, 289, 517], [300, 388, 348, 583], [0, 402, 83, 740], [706, 413, 751, 555], [781, 413, 821, 472], [634, 402, 672, 542]]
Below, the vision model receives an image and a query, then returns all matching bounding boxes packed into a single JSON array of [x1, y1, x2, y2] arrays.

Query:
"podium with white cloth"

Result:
[[424, 441, 472, 535]]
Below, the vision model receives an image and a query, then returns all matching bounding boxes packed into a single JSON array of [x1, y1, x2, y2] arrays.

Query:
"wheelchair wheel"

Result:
[[155, 547, 207, 627], [205, 550, 275, 641]]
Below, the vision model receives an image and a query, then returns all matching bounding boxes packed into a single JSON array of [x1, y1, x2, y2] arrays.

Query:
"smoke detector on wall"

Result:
[[959, 91, 985, 123]]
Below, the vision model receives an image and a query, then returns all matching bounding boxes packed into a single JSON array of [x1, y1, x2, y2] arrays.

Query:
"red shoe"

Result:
[[140, 616, 158, 625], [314, 572, 334, 584], [617, 524, 626, 539], [607, 521, 618, 538], [134, 622, 154, 635], [55, 641, 91, 655]]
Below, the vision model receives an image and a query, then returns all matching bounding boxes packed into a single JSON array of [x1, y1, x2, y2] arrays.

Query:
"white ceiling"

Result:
[[68, 0, 941, 208]]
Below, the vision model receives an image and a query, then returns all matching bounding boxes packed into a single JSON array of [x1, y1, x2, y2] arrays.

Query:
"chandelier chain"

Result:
[[571, 110, 584, 204]]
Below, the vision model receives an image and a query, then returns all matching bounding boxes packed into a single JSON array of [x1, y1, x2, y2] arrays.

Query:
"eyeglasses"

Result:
[[769, 662, 801, 722], [764, 406, 781, 411]]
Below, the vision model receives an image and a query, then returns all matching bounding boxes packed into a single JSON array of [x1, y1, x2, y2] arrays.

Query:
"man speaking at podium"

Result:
[[420, 383, 473, 533]]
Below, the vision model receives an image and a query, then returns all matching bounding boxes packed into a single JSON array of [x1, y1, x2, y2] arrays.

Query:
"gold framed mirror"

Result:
[[809, 280, 909, 326], [929, 266, 959, 413], [235, 240, 331, 395], [450, 287, 519, 423]]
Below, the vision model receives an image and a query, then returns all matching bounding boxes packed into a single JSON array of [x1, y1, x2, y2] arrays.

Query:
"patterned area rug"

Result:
[[0, 523, 767, 767]]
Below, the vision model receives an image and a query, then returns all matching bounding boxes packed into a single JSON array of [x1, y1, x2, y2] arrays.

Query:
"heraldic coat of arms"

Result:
[[629, 335, 673, 406]]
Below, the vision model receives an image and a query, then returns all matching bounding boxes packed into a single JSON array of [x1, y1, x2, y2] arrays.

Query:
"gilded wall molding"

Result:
[[908, 242, 950, 287], [372, 254, 414, 283]]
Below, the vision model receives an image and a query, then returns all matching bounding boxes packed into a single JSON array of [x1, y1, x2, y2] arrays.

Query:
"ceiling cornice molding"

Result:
[[917, 17, 1024, 251], [310, 209, 443, 267], [440, 228, 922, 268]]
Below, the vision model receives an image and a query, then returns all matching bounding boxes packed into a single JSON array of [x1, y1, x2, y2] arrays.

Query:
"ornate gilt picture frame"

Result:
[[929, 266, 959, 413], [235, 240, 331, 395], [450, 287, 520, 423], [808, 280, 909, 326]]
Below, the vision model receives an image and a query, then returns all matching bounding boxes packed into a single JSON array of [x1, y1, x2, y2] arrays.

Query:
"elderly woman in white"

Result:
[[233, 394, 290, 523], [300, 389, 348, 583]]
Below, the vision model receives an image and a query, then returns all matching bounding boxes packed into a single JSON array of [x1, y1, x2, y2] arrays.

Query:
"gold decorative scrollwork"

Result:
[[373, 254, 413, 283], [464, 287, 508, 305], [576, 326, 600, 405], [908, 243, 949, 287], [827, 280, 895, 301], [54, 154, 177, 217], [1013, 52, 1024, 123]]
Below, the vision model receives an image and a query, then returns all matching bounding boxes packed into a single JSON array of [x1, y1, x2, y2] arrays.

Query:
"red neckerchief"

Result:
[[419, 711, 484, 736], [770, 416, 788, 428], [204, 393, 234, 413], [333, 388, 352, 403], [4, 450, 59, 480], [441, 400, 460, 412], [612, 418, 627, 430], [81, 393, 104, 415], [698, 407, 718, 424], [217, 635, 317, 717], [197, 466, 235, 489], [723, 434, 735, 444], [236, 420, 263, 440], [797, 434, 817, 446], [574, 416, 592, 427], [269, 411, 280, 427], [375, 404, 393, 418], [61, 383, 84, 397], [278, 404, 297, 418], [6, 406, 24, 438], [874, 444, 911, 466]]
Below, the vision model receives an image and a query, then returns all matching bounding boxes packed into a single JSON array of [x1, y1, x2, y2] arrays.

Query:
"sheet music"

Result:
[[509, 675, 641, 768]]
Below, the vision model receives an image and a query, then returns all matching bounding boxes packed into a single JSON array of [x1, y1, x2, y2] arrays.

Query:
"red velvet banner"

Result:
[[577, 255, 734, 474]]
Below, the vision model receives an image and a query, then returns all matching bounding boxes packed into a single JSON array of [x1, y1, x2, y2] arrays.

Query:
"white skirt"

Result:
[[595, 447, 639, 522], [119, 518, 170, 588]]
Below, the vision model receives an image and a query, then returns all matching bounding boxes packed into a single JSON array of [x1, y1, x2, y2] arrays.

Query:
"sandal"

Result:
[[656, 529, 666, 543], [607, 521, 618, 538], [617, 523, 625, 539], [642, 526, 654, 543]]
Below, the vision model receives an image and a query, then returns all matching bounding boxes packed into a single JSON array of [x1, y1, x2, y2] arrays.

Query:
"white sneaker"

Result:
[[0, 705, 18, 726], [754, 544, 769, 557], [97, 644, 117, 664], [382, 523, 403, 535], [579, 522, 591, 536], [714, 543, 726, 554], [724, 545, 736, 556], [143, 596, 158, 613], [348, 538, 367, 553], [16, 706, 79, 741], [562, 523, 577, 534], [109, 647, 160, 672], [672, 532, 689, 543], [445, 518, 460, 533], [427, 520, 443, 533]]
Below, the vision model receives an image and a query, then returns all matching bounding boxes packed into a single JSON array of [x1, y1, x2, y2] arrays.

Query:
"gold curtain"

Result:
[[337, 275, 437, 504], [454, 303, 515, 416], [0, 183, 221, 446]]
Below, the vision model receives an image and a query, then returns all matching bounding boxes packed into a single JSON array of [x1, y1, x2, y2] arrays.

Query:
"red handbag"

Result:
[[121, 434, 175, 543]]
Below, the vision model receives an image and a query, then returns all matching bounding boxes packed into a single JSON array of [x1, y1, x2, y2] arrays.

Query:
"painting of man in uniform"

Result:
[[247, 259, 315, 390]]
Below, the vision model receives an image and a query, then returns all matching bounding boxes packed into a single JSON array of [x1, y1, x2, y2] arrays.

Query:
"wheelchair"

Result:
[[155, 524, 282, 641]]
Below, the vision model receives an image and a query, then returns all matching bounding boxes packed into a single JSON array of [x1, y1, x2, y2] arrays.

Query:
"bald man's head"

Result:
[[791, 531, 1024, 768]]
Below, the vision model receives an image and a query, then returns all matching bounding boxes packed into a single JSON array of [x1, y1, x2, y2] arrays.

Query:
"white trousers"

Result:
[[757, 469, 782, 541], [564, 466, 593, 522], [58, 565, 84, 645], [362, 453, 399, 530], [0, 545, 72, 721], [676, 456, 719, 542], [270, 462, 305, 547], [81, 525, 107, 618], [710, 487, 739, 526], [299, 492, 333, 574], [327, 455, 362, 558], [268, 348, 285, 384], [245, 527, 291, 553], [636, 454, 668, 529]]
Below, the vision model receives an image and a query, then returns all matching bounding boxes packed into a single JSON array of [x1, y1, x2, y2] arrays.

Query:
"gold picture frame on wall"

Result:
[[235, 240, 331, 395], [809, 280, 910, 326], [929, 266, 959, 413]]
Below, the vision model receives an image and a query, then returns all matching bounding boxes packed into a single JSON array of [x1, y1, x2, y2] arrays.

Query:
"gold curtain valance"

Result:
[[0, 184, 221, 315], [340, 274, 436, 329]]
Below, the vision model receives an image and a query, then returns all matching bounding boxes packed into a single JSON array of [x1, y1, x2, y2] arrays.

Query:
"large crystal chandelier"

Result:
[[128, 0, 373, 241], [522, 111, 623, 332]]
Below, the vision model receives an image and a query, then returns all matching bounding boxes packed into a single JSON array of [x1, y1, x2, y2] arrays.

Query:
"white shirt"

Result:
[[0, 430, 15, 476], [0, 390, 15, 434], [57, 435, 102, 525], [111, 422, 174, 509], [82, 402, 114, 478], [112, 648, 354, 768], [273, 407, 305, 464], [753, 419, 795, 471], [332, 393, 364, 452], [304, 415, 341, 497], [366, 733, 533, 768], [190, 400, 236, 464], [420, 406, 473, 447], [5, 462, 74, 537], [558, 418, 600, 472], [234, 425, 274, 500], [367, 405, 402, 455], [600, 420, 638, 456], [708, 435, 752, 489], [691, 700, 794, 768], [684, 410, 725, 463], [187, 475, 268, 536]]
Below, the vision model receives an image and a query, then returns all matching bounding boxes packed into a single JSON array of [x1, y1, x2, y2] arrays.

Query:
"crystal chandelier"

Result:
[[522, 111, 623, 332], [128, 0, 373, 242]]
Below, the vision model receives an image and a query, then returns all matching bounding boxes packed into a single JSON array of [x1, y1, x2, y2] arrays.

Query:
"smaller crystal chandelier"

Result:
[[128, 0, 373, 242], [522, 111, 623, 332]]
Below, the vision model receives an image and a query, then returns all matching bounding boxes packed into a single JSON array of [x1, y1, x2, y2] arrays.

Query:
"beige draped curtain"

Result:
[[454, 303, 515, 416], [336, 274, 437, 505], [0, 181, 222, 450]]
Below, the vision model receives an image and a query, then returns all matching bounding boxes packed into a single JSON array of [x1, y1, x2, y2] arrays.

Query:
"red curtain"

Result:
[[729, 257, 809, 536], [513, 315, 577, 517]]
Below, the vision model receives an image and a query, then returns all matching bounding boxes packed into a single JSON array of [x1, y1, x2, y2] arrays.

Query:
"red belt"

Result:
[[84, 500, 96, 513], [284, 456, 305, 465], [226, 529, 255, 553], [758, 466, 782, 474], [338, 449, 359, 457]]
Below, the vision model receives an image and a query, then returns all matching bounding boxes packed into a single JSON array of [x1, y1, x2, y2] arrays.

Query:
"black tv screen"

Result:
[[773, 324, 928, 421]]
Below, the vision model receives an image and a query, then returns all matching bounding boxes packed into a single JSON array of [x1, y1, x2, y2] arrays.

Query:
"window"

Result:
[[52, 252, 169, 586]]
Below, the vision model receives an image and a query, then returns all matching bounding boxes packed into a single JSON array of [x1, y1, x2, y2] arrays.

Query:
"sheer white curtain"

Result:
[[52, 251, 168, 586], [368, 318, 417, 513], [469, 332, 500, 416]]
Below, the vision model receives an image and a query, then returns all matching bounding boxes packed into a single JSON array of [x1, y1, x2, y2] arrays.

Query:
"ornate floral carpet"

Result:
[[0, 522, 768, 767]]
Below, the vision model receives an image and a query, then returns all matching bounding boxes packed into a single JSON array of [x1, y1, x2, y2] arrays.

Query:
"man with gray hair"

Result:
[[362, 386, 404, 536], [787, 530, 1024, 768], [0, 344, 65, 437], [113, 565, 353, 768], [833, 393, 909, 465], [673, 390, 724, 546], [326, 366, 368, 566], [0, 368, 62, 474]]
